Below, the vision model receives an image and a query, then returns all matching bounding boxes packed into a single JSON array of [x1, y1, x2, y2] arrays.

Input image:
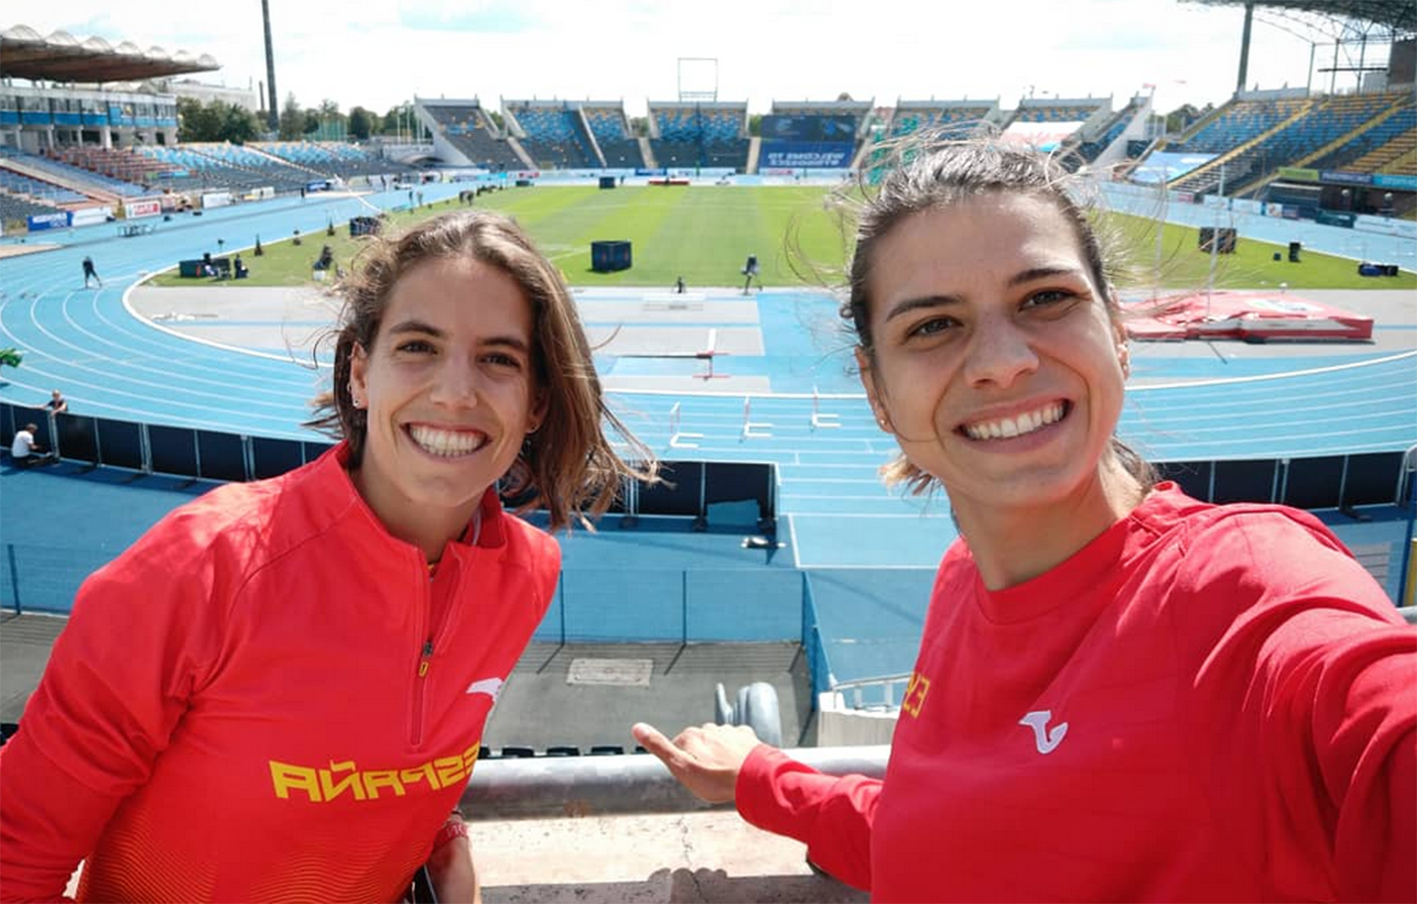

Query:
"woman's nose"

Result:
[[962, 315, 1040, 389]]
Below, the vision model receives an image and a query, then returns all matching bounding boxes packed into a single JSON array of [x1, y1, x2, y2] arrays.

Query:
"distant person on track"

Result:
[[741, 253, 759, 294], [81, 255, 101, 288], [634, 139, 1416, 902], [0, 210, 656, 903]]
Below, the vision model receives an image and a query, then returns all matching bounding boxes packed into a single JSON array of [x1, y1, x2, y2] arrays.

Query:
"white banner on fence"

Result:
[[125, 198, 161, 218], [201, 191, 233, 210], [1353, 215, 1417, 240], [70, 206, 113, 227]]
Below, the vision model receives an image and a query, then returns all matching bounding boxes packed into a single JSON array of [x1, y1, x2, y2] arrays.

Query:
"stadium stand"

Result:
[[254, 141, 417, 180], [859, 100, 999, 173], [1000, 97, 1111, 153], [132, 143, 311, 193], [0, 156, 90, 206], [0, 190, 63, 224], [582, 103, 644, 168], [1161, 93, 1313, 195], [1167, 92, 1310, 155], [648, 101, 749, 170], [1060, 95, 1149, 171], [887, 99, 998, 139], [417, 99, 525, 170], [504, 99, 603, 169], [7, 149, 149, 198], [1300, 92, 1417, 175]]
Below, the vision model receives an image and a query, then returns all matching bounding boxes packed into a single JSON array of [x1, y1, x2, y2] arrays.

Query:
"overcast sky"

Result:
[[11, 1, 1356, 117]]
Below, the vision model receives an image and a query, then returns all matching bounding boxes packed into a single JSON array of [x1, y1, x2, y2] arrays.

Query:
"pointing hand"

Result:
[[632, 721, 764, 804]]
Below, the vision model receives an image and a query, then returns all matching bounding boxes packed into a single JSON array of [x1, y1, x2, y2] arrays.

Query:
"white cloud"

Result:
[[10, 0, 1330, 116]]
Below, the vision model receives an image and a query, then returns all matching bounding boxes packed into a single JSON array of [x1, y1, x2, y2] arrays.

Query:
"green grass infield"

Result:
[[146, 186, 1416, 292]]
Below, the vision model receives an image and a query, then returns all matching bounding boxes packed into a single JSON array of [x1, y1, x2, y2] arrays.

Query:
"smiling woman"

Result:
[[0, 210, 656, 904], [632, 139, 1416, 903]]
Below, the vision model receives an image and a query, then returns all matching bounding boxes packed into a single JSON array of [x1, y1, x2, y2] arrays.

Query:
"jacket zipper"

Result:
[[409, 561, 435, 747]]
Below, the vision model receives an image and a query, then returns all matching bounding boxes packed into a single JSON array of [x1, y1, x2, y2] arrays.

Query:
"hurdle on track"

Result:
[[668, 402, 703, 449], [810, 385, 840, 430], [741, 396, 773, 439]]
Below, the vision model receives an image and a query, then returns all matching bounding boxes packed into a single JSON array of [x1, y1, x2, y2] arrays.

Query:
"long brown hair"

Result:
[[307, 210, 656, 530], [841, 137, 1156, 495]]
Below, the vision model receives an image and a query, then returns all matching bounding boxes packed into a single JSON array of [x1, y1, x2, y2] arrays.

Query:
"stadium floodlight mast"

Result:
[[261, 0, 278, 133], [677, 57, 718, 103]]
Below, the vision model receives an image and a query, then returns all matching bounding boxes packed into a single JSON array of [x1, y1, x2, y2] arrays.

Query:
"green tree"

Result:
[[303, 109, 321, 136], [748, 113, 762, 137], [178, 97, 261, 144], [382, 106, 402, 135], [278, 93, 305, 140], [220, 102, 260, 144], [1165, 103, 1213, 137], [348, 106, 372, 140], [487, 110, 504, 131], [177, 97, 217, 142]]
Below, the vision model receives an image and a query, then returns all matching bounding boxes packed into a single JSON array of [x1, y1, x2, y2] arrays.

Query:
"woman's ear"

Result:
[[527, 390, 548, 434], [349, 342, 370, 408], [1110, 297, 1130, 379], [855, 347, 892, 432]]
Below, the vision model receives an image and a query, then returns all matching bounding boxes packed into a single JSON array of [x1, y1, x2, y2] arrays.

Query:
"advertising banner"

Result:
[[760, 115, 857, 142], [1319, 170, 1372, 186], [27, 211, 72, 232], [70, 206, 113, 227], [1373, 173, 1417, 191], [201, 191, 233, 210], [760, 142, 854, 169], [1277, 166, 1319, 182], [125, 199, 162, 219], [1354, 215, 1417, 238]]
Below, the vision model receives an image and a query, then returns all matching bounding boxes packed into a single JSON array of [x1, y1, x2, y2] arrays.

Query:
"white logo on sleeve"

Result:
[[1019, 710, 1068, 754], [466, 678, 505, 704]]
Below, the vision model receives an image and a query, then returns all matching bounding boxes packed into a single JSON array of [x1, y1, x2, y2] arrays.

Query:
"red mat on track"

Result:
[[1125, 291, 1373, 342]]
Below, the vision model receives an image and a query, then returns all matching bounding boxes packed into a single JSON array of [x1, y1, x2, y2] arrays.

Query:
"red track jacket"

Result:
[[0, 444, 560, 902]]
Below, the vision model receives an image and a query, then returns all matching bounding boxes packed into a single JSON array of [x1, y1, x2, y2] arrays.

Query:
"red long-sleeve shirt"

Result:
[[0, 444, 560, 902], [738, 484, 1417, 901]]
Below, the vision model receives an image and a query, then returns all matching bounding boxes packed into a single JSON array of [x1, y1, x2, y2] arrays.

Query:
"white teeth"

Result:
[[409, 424, 486, 457], [963, 402, 1065, 441]]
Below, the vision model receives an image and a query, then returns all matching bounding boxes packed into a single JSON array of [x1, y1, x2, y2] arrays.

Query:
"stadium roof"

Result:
[[0, 24, 219, 83], [1184, 1, 1416, 36]]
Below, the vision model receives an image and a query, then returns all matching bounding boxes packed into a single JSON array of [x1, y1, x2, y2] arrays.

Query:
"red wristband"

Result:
[[432, 817, 468, 852]]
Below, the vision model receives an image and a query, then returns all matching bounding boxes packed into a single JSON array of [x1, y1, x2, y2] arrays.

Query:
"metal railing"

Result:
[[460, 745, 889, 820]]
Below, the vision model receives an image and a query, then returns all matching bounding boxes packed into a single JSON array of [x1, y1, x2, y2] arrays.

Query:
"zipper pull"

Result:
[[418, 639, 433, 678]]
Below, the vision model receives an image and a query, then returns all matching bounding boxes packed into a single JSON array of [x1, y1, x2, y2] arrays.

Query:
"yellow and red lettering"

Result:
[[902, 672, 931, 718], [270, 761, 322, 802]]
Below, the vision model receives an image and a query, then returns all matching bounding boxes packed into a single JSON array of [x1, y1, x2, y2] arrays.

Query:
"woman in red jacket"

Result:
[[0, 210, 653, 903], [634, 140, 1416, 902]]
